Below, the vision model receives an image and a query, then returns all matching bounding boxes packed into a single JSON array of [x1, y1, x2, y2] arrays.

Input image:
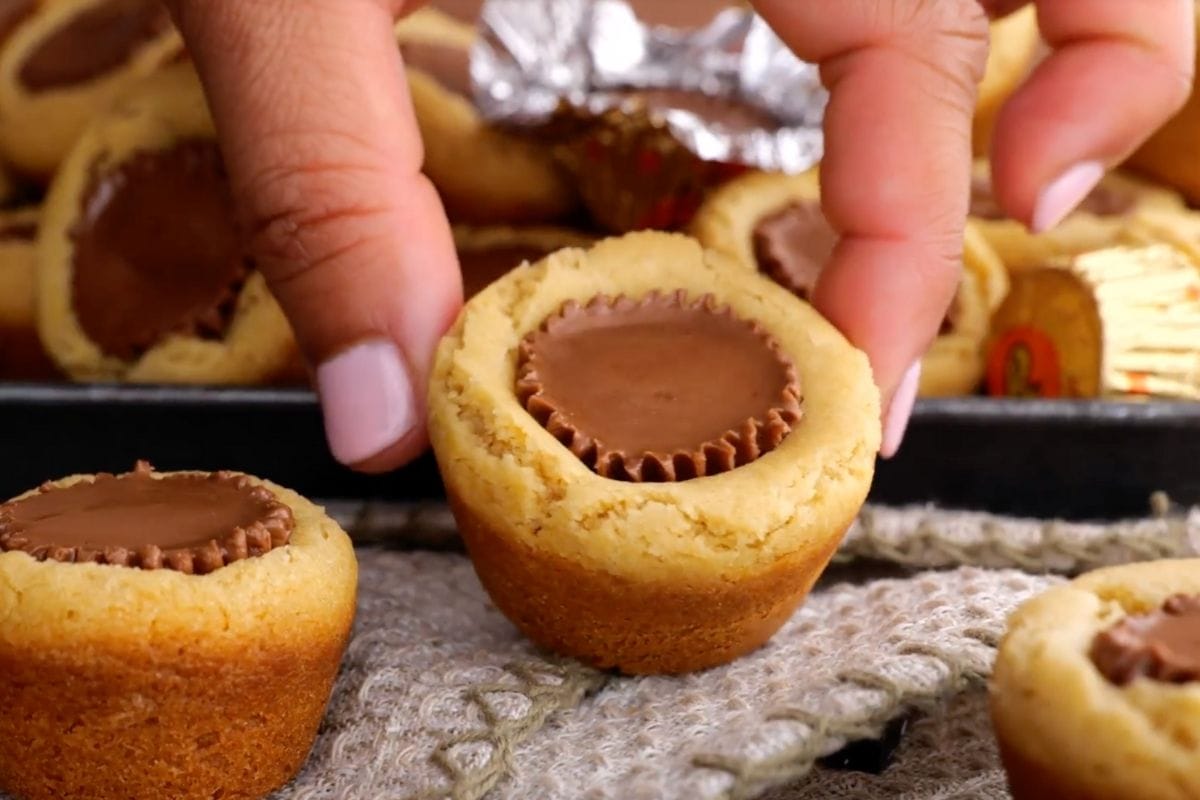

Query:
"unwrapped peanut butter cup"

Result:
[[70, 139, 250, 362], [970, 173, 1135, 221], [516, 290, 802, 481], [1090, 594, 1200, 686], [752, 200, 836, 299], [0, 461, 293, 574], [17, 0, 171, 93]]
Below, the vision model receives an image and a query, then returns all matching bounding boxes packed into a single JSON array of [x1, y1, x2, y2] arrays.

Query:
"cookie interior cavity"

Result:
[[0, 461, 293, 574], [18, 0, 171, 92], [516, 290, 802, 482], [70, 139, 250, 361], [459, 243, 554, 299], [1090, 594, 1200, 686]]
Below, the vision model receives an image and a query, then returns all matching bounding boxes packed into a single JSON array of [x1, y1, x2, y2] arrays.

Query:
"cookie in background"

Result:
[[0, 205, 58, 379], [690, 169, 1009, 397], [0, 0, 183, 179], [36, 62, 300, 385], [395, 8, 579, 225], [984, 244, 1200, 399], [969, 160, 1186, 272], [1124, 2, 1200, 205], [972, 6, 1041, 157], [454, 224, 594, 300]]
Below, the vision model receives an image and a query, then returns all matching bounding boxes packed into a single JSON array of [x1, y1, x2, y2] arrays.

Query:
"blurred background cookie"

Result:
[[0, 205, 58, 379], [0, 0, 182, 179], [970, 160, 1186, 272], [691, 169, 1008, 396], [1124, 3, 1200, 205], [985, 244, 1200, 399], [972, 6, 1041, 157], [454, 224, 594, 299], [37, 63, 299, 384], [395, 9, 578, 225]]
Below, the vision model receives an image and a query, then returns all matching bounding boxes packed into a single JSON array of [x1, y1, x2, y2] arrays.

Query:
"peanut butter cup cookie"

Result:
[[455, 224, 593, 299], [992, 560, 1200, 800], [37, 63, 299, 384], [0, 0, 182, 178], [0, 205, 58, 378], [395, 10, 577, 224], [691, 169, 1007, 396], [428, 231, 879, 674], [970, 160, 1185, 272], [0, 462, 357, 800]]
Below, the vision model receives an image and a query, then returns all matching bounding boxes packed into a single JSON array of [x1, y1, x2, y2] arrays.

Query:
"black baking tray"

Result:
[[1, 382, 1197, 520]]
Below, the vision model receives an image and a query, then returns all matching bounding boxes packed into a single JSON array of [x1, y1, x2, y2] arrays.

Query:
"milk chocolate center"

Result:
[[517, 293, 800, 481], [18, 0, 171, 92], [752, 201, 836, 300], [70, 140, 249, 361], [459, 244, 551, 299], [0, 217, 35, 242], [0, 463, 293, 574], [1091, 594, 1200, 685], [400, 40, 471, 98], [632, 88, 778, 132]]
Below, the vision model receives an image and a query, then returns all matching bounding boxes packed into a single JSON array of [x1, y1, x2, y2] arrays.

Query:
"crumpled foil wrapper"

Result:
[[472, 0, 827, 231]]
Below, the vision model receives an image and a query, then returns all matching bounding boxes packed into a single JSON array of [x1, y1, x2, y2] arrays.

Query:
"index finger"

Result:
[[752, 0, 989, 441]]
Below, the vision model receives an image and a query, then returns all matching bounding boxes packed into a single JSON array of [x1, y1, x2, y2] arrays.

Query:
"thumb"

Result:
[[168, 0, 462, 472]]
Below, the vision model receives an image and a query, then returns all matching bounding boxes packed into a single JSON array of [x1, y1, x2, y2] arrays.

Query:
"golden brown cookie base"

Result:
[[0, 633, 346, 800], [450, 489, 846, 674], [994, 730, 1101, 800]]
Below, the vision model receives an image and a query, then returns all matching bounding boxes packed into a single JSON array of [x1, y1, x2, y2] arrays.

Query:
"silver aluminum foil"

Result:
[[472, 0, 827, 172]]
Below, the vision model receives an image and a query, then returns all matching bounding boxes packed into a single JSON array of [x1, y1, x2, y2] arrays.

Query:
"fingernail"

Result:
[[880, 360, 921, 460], [317, 339, 417, 466], [1031, 161, 1105, 233]]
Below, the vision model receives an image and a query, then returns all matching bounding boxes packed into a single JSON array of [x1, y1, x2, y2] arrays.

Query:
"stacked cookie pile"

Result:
[[0, 0, 1196, 401]]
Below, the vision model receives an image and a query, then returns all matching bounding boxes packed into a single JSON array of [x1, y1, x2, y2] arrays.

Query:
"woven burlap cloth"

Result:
[[5, 500, 1197, 800]]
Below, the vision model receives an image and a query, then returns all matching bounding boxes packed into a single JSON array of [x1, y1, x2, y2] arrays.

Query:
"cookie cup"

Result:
[[395, 11, 577, 224], [37, 63, 297, 384], [0, 0, 182, 178], [428, 231, 880, 674], [0, 471, 356, 800], [690, 170, 1005, 396], [991, 560, 1200, 800], [971, 161, 1185, 272]]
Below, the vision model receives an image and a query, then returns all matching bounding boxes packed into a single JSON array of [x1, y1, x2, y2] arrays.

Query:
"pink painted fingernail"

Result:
[[1031, 161, 1104, 233], [880, 360, 921, 460], [317, 339, 417, 466]]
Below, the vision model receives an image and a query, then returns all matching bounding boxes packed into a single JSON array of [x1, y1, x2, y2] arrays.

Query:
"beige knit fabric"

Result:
[[3, 501, 1195, 800]]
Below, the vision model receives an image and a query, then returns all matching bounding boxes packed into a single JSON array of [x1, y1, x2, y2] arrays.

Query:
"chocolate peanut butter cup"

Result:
[[970, 173, 1136, 222], [0, 0, 182, 177], [17, 0, 170, 92], [70, 140, 249, 362], [0, 461, 293, 574], [1091, 594, 1200, 686], [517, 291, 802, 482], [752, 200, 836, 299]]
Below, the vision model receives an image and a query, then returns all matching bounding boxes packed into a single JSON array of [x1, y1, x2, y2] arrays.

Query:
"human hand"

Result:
[[164, 0, 461, 473], [167, 0, 1194, 473], [752, 0, 1194, 455]]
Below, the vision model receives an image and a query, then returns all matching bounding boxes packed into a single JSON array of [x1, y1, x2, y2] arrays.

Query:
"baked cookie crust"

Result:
[[0, 470, 357, 800], [428, 231, 879, 673], [992, 560, 1200, 800]]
